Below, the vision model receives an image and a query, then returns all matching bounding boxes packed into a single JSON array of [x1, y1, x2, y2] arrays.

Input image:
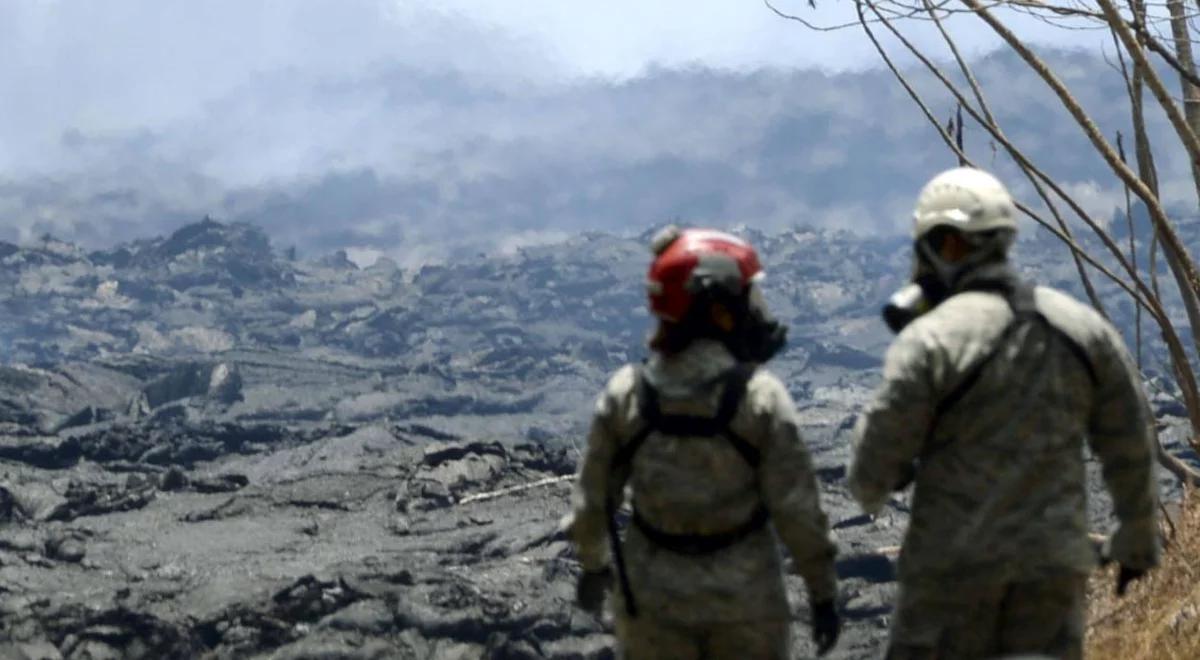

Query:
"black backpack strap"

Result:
[[971, 279, 1095, 385], [605, 495, 638, 618], [1007, 278, 1038, 317], [654, 364, 759, 467], [1010, 280, 1097, 386], [1039, 317, 1098, 386], [716, 364, 760, 468], [615, 364, 759, 468], [919, 280, 1096, 463], [636, 366, 661, 425], [631, 504, 769, 555], [610, 368, 658, 472], [602, 363, 760, 617], [921, 280, 1034, 460], [715, 363, 755, 424], [926, 316, 1023, 435], [606, 365, 654, 618]]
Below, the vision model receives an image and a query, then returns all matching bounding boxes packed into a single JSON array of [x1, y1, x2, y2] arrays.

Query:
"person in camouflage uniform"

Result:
[[850, 167, 1161, 659], [567, 227, 840, 659]]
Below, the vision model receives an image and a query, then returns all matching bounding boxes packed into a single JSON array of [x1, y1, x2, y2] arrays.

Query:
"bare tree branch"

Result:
[[864, 0, 1200, 442], [1167, 0, 1200, 204], [963, 0, 1200, 365], [1096, 0, 1200, 370], [1118, 132, 1145, 367], [783, 0, 1200, 467], [874, 0, 1160, 308], [923, 0, 1111, 316], [856, 1, 1155, 314]]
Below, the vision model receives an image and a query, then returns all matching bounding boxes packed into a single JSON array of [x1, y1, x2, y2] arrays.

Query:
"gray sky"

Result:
[[426, 0, 1102, 75], [0, 0, 1139, 262], [0, 0, 1107, 166]]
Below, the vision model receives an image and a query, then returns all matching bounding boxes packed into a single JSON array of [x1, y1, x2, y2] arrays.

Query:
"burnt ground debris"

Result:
[[0, 218, 1193, 658]]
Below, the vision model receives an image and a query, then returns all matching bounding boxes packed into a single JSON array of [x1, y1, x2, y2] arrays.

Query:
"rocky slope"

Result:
[[0, 218, 1191, 658]]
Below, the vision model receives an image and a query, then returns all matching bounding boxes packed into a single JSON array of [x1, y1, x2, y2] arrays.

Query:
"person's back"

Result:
[[850, 167, 1159, 660], [874, 281, 1155, 585], [568, 227, 840, 659], [592, 340, 831, 626]]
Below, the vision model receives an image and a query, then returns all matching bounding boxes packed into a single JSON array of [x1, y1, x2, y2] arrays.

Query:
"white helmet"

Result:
[[912, 167, 1017, 239]]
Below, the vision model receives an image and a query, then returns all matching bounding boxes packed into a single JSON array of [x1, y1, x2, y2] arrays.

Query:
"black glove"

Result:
[[1116, 565, 1147, 597], [576, 567, 612, 614], [811, 599, 841, 656]]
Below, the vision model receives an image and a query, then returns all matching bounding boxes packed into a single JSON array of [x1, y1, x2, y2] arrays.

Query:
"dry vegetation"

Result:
[[1088, 493, 1200, 659]]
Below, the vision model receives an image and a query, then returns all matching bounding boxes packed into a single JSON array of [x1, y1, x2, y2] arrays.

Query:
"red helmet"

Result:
[[647, 227, 764, 322]]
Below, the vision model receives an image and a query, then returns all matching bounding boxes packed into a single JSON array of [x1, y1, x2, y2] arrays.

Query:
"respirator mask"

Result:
[[729, 284, 788, 363], [881, 242, 953, 334], [881, 227, 1015, 334], [882, 279, 937, 334]]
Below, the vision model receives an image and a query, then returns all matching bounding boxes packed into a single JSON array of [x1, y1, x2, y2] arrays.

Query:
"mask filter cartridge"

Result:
[[882, 283, 931, 334]]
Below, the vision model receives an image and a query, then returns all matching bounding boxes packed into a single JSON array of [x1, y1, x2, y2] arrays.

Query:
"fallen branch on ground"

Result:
[[457, 475, 574, 505]]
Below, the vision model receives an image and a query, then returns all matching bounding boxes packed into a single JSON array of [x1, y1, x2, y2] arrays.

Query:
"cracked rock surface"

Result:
[[0, 219, 1192, 658]]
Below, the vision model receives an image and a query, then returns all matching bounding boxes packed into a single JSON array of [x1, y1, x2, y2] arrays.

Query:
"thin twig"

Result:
[[851, 0, 1200, 464], [874, 0, 1161, 313], [957, 0, 1200, 435], [857, 2, 1150, 312], [923, 0, 1110, 317], [457, 475, 574, 505], [1118, 132, 1144, 367]]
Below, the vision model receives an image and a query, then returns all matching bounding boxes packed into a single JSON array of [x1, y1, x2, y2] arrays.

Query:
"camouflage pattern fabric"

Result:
[[885, 572, 1085, 660], [849, 275, 1159, 650], [614, 613, 789, 660], [568, 339, 837, 642]]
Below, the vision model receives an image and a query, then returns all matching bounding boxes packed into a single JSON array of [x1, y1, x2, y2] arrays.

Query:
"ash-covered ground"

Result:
[[0, 219, 1191, 659]]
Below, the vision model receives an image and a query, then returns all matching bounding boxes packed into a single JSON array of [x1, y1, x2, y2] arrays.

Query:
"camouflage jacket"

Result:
[[569, 340, 838, 624], [849, 278, 1160, 586]]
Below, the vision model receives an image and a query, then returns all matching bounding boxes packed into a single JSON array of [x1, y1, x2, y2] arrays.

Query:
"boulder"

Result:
[[7, 481, 69, 521], [140, 362, 243, 410], [0, 436, 81, 470], [54, 406, 116, 433]]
